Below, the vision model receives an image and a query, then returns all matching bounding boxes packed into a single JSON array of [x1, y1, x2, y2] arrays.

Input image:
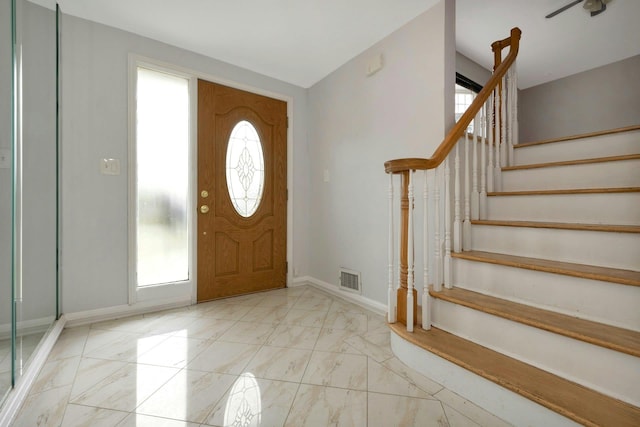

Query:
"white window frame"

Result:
[[127, 57, 197, 304]]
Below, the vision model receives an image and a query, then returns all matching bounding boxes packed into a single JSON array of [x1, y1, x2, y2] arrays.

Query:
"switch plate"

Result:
[[366, 53, 383, 76], [323, 169, 330, 182], [100, 158, 121, 175], [0, 148, 10, 169]]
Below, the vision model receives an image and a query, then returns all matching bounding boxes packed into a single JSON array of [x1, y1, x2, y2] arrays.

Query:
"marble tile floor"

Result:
[[10, 286, 513, 427], [1, 332, 47, 404]]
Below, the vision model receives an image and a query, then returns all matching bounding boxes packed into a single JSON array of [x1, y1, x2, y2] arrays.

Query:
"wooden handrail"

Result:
[[385, 27, 522, 174]]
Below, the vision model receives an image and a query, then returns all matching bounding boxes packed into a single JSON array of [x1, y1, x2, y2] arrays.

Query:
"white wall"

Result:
[[519, 55, 640, 142], [456, 52, 491, 86], [306, 0, 455, 304], [60, 14, 310, 313]]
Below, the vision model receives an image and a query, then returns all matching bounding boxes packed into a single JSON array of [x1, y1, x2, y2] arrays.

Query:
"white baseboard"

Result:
[[390, 331, 581, 427], [0, 316, 56, 341], [292, 276, 386, 316], [0, 317, 66, 427], [63, 296, 192, 328]]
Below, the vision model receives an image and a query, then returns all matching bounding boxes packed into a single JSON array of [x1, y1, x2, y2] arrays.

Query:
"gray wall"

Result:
[[519, 55, 640, 142], [306, 1, 455, 304], [60, 14, 310, 313], [456, 52, 491, 86], [19, 0, 57, 326], [0, 0, 12, 329], [0, 0, 57, 330]]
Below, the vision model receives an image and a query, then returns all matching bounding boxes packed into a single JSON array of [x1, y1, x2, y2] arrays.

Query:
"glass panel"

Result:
[[226, 121, 265, 217], [0, 0, 13, 404], [136, 67, 189, 287], [12, 0, 58, 387]]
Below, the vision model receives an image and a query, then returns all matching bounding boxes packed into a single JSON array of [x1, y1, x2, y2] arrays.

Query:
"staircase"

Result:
[[383, 27, 640, 427], [391, 126, 640, 426]]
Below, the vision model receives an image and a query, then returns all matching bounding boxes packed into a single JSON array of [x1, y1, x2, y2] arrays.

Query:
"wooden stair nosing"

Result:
[[502, 153, 640, 172], [390, 324, 640, 427], [515, 125, 640, 148], [471, 219, 640, 233], [429, 286, 640, 358], [488, 186, 640, 197], [452, 250, 640, 287]]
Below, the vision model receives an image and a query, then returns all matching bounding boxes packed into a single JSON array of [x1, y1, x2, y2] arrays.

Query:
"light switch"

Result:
[[100, 158, 121, 175], [323, 169, 330, 182], [0, 148, 10, 169]]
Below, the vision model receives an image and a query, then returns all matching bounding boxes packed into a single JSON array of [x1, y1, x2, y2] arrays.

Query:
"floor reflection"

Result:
[[0, 338, 11, 403], [224, 372, 262, 427]]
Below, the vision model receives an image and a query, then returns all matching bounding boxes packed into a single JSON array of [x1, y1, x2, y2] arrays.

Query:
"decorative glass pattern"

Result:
[[226, 121, 265, 217]]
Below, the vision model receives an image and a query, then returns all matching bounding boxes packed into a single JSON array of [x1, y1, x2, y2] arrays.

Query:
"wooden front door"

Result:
[[197, 79, 287, 301]]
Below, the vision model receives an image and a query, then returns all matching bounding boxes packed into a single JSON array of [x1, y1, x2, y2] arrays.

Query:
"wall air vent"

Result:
[[339, 268, 361, 294]]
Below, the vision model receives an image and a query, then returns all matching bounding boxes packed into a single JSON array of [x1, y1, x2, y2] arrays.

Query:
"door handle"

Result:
[[200, 205, 210, 214]]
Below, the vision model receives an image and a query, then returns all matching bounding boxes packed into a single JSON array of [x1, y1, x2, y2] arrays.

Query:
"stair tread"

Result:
[[488, 186, 640, 196], [503, 153, 640, 171], [515, 124, 640, 148], [471, 219, 640, 233], [452, 250, 640, 287], [390, 324, 640, 427], [429, 287, 640, 357]]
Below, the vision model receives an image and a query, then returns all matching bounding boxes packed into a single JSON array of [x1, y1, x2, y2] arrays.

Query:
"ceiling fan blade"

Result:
[[591, 2, 606, 16], [545, 0, 584, 18]]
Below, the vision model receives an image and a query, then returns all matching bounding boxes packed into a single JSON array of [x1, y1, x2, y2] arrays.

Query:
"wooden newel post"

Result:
[[397, 170, 417, 326]]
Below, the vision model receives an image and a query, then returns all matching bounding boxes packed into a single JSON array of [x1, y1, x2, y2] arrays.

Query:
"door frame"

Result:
[[127, 54, 294, 306]]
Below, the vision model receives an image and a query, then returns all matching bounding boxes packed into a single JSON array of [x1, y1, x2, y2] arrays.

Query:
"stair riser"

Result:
[[487, 192, 640, 225], [452, 258, 640, 331], [432, 299, 640, 407], [470, 225, 640, 270], [501, 159, 640, 191], [515, 130, 640, 164]]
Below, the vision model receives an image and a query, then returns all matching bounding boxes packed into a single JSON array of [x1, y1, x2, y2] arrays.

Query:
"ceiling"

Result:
[[56, 0, 640, 89], [456, 0, 640, 88]]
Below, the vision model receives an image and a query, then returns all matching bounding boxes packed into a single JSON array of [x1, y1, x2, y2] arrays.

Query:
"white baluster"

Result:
[[480, 104, 487, 219], [494, 87, 502, 191], [453, 141, 461, 253], [507, 67, 514, 166], [433, 166, 442, 291], [422, 170, 430, 330], [444, 157, 452, 288], [387, 173, 396, 324], [463, 131, 471, 251], [510, 62, 518, 161], [471, 106, 479, 220], [501, 75, 507, 168], [407, 170, 414, 332], [487, 93, 494, 193]]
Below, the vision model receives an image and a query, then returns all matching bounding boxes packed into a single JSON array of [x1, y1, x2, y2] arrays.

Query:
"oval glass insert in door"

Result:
[[225, 120, 265, 217]]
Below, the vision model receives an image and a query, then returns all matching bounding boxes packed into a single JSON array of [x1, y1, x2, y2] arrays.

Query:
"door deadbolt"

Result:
[[201, 190, 209, 198], [200, 205, 210, 214]]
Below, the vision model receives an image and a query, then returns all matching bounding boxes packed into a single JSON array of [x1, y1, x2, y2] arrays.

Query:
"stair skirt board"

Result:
[[514, 128, 640, 164], [452, 258, 640, 331], [431, 299, 640, 407], [486, 191, 640, 225], [390, 331, 582, 427], [470, 225, 640, 271], [501, 158, 640, 191]]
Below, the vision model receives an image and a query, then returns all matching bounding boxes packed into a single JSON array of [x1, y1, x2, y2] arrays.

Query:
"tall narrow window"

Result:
[[455, 73, 482, 133], [136, 67, 189, 287]]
